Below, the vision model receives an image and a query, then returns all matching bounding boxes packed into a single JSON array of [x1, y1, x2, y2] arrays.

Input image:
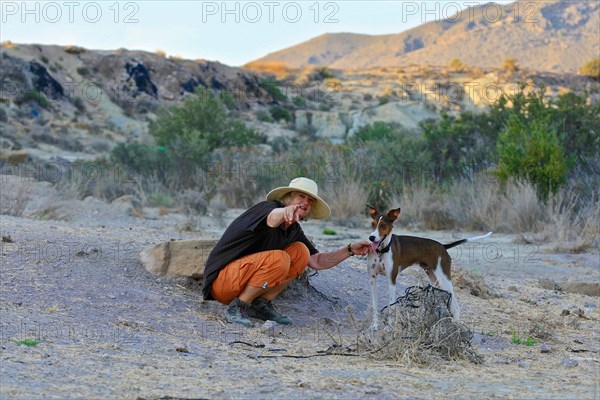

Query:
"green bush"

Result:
[[219, 90, 236, 109], [269, 105, 292, 122], [257, 110, 274, 122], [421, 111, 500, 180], [111, 87, 263, 189], [73, 96, 86, 113], [260, 79, 287, 102], [110, 142, 171, 179], [293, 96, 306, 107], [311, 67, 336, 81], [77, 66, 90, 76], [23, 90, 50, 109], [352, 121, 396, 142], [151, 87, 262, 151], [497, 114, 570, 199]]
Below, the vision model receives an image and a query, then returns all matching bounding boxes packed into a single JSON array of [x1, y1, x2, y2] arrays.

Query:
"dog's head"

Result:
[[367, 206, 401, 252]]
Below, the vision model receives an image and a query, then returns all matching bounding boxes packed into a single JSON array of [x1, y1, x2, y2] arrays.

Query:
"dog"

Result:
[[367, 206, 492, 329]]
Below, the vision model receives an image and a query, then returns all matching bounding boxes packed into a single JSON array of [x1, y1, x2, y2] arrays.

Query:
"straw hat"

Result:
[[266, 177, 331, 219]]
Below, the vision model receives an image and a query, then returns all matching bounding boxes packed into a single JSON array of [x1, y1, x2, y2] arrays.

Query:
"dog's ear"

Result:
[[387, 208, 401, 221], [367, 205, 379, 219]]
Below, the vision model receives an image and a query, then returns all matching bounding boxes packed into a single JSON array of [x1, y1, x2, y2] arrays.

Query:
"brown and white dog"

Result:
[[367, 206, 492, 329]]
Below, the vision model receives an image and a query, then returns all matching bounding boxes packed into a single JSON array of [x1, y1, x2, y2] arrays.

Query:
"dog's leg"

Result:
[[384, 254, 396, 328], [432, 257, 461, 320], [368, 257, 379, 330]]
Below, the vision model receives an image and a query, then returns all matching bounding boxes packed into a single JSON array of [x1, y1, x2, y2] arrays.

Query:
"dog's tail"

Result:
[[444, 231, 493, 249]]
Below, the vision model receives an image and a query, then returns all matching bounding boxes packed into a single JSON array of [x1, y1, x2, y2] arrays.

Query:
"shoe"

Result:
[[249, 297, 292, 325], [224, 298, 254, 328]]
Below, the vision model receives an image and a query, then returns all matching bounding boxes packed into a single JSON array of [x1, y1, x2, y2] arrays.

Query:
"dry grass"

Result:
[[0, 183, 30, 217], [391, 185, 437, 229], [543, 188, 600, 252], [502, 180, 546, 233], [243, 61, 293, 78], [351, 285, 481, 366], [391, 179, 598, 252], [324, 179, 369, 227]]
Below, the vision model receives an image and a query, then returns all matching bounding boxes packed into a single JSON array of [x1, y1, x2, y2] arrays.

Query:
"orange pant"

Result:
[[210, 242, 310, 305]]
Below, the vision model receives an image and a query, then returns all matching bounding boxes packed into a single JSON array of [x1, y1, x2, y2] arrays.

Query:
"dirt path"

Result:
[[1, 212, 598, 399]]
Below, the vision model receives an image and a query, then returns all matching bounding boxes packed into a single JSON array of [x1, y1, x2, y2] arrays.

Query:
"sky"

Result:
[[2, 0, 513, 66]]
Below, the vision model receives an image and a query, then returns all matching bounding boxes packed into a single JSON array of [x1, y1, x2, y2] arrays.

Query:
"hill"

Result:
[[250, 0, 599, 73]]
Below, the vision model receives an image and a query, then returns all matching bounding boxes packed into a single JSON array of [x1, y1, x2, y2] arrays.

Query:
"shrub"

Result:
[[293, 96, 306, 107], [269, 105, 292, 122], [257, 110, 273, 122], [219, 90, 236, 110], [260, 79, 287, 102], [311, 67, 336, 81], [449, 58, 466, 72], [73, 96, 86, 113], [497, 114, 570, 199], [352, 121, 396, 142], [150, 87, 262, 152], [77, 66, 90, 76], [23, 90, 50, 109], [578, 58, 600, 79], [501, 57, 519, 72]]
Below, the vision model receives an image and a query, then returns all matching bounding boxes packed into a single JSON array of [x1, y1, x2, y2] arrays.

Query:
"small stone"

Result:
[[517, 360, 530, 368], [540, 344, 552, 353], [561, 309, 570, 316], [560, 358, 579, 368], [107, 294, 117, 299], [260, 320, 282, 337], [584, 301, 597, 309], [175, 346, 189, 353]]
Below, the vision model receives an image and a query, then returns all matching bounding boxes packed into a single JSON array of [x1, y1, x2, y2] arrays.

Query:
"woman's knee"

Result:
[[264, 250, 292, 277], [285, 242, 310, 275]]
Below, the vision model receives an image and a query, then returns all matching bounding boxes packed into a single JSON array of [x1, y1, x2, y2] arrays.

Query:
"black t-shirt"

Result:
[[202, 200, 318, 300]]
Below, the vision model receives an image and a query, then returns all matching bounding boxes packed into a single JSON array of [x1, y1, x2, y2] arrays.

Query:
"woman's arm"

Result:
[[308, 241, 372, 270], [267, 205, 300, 228]]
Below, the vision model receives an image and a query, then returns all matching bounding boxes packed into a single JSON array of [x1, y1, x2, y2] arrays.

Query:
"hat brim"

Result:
[[266, 187, 331, 220]]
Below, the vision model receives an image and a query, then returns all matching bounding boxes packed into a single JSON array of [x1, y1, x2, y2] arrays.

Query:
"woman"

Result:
[[202, 177, 372, 327]]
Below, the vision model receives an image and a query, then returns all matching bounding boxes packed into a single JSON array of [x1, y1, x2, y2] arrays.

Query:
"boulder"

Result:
[[140, 239, 218, 279], [0, 149, 28, 164], [295, 110, 347, 139]]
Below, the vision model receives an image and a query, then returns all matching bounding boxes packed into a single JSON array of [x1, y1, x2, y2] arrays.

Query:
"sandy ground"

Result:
[[0, 197, 599, 399]]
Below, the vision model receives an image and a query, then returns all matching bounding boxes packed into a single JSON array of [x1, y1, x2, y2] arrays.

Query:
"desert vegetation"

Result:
[[7, 80, 592, 251]]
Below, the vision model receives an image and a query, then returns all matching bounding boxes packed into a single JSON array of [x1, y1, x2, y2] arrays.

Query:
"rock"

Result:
[[561, 309, 570, 316], [561, 282, 600, 297], [261, 320, 282, 337], [0, 149, 28, 164], [140, 239, 218, 278], [584, 301, 597, 309], [560, 358, 579, 368], [540, 344, 552, 353], [517, 360, 530, 368], [64, 45, 86, 54], [295, 110, 347, 140], [539, 279, 562, 292]]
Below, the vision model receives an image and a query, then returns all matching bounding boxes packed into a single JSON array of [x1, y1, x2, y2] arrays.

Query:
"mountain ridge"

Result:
[[249, 0, 599, 72]]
